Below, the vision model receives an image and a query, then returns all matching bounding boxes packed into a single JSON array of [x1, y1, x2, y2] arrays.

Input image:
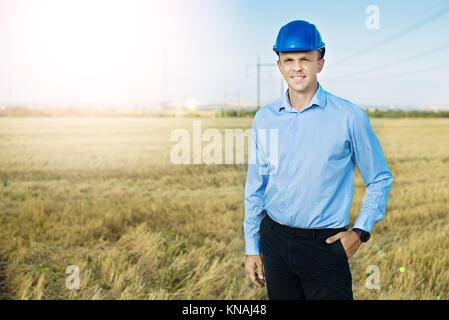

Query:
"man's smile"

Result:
[[291, 75, 306, 82]]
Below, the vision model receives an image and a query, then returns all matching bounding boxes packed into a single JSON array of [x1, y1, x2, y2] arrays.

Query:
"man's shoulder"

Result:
[[325, 89, 368, 119], [252, 97, 283, 124]]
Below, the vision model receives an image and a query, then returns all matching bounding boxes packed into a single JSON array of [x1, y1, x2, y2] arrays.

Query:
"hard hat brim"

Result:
[[273, 44, 325, 53], [274, 46, 325, 59]]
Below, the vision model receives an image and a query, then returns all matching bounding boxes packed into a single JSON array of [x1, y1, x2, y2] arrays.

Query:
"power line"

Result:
[[326, 62, 449, 82], [246, 55, 282, 110], [322, 43, 449, 81], [327, 3, 449, 69]]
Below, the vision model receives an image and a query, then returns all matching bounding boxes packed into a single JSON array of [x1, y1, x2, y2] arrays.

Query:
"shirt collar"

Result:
[[278, 82, 328, 112]]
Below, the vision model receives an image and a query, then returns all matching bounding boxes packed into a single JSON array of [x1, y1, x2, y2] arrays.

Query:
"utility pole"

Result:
[[247, 54, 282, 110], [8, 22, 13, 108], [160, 41, 168, 111], [224, 88, 227, 111], [8, 61, 12, 108], [281, 78, 285, 97], [257, 54, 260, 110]]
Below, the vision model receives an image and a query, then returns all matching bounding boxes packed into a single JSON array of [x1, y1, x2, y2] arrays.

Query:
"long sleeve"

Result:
[[243, 120, 269, 255], [350, 107, 394, 233]]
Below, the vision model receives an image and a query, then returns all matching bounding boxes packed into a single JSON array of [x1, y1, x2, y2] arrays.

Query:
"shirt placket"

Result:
[[288, 108, 306, 225], [282, 111, 298, 219]]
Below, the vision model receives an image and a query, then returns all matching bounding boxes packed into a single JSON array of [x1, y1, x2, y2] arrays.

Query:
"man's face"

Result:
[[277, 50, 324, 93]]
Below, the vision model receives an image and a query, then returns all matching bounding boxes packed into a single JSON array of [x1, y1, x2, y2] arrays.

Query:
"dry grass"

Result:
[[0, 116, 448, 300]]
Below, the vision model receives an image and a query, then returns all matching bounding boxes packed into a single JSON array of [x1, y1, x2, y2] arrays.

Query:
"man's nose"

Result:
[[292, 61, 303, 71]]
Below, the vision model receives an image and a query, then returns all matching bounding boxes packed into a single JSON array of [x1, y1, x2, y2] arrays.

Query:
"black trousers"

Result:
[[260, 212, 353, 300]]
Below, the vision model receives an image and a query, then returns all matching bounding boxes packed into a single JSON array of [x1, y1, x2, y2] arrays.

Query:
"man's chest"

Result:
[[258, 113, 352, 169]]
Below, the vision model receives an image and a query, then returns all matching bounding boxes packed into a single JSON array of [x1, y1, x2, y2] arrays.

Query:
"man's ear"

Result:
[[317, 58, 325, 73]]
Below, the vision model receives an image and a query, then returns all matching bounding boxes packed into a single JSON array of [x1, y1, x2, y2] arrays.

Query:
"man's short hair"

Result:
[[277, 49, 324, 60]]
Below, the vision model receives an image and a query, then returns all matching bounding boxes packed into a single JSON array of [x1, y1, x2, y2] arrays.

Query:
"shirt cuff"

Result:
[[244, 235, 261, 256], [353, 210, 377, 233]]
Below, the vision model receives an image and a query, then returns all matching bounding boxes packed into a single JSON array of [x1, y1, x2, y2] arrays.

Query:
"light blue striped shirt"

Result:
[[243, 82, 393, 255]]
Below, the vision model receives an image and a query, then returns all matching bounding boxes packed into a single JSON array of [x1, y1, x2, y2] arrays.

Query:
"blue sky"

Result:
[[193, 0, 449, 107], [1, 0, 449, 108]]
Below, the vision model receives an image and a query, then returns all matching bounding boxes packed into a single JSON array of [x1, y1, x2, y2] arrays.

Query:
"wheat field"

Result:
[[0, 116, 448, 300]]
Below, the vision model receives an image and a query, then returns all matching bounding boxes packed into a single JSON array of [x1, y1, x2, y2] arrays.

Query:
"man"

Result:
[[243, 20, 393, 300]]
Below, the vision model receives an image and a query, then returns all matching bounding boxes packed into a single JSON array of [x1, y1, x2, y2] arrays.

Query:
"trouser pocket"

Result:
[[335, 239, 348, 260]]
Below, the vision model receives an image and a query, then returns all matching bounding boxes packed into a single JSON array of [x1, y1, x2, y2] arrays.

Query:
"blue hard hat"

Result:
[[273, 20, 325, 58]]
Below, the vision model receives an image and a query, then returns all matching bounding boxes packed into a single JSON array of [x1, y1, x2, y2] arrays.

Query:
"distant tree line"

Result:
[[364, 109, 449, 118], [1, 106, 449, 118], [216, 108, 449, 118], [0, 106, 164, 117]]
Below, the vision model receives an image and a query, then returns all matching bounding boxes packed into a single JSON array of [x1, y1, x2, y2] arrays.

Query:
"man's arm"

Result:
[[243, 120, 269, 256], [244, 120, 269, 288], [350, 107, 394, 233]]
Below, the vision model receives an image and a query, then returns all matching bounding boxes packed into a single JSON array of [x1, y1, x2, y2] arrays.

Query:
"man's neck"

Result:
[[288, 81, 318, 112]]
